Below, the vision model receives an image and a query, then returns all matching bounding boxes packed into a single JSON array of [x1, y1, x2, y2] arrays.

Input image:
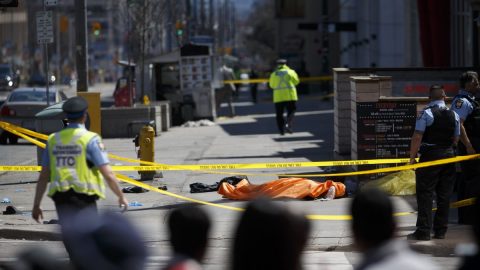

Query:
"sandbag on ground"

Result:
[[218, 178, 345, 200]]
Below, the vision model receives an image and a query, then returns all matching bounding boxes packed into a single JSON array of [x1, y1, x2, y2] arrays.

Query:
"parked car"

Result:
[[0, 87, 67, 144], [0, 63, 20, 91]]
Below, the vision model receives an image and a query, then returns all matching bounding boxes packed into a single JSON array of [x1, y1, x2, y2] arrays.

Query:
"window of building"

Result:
[[275, 0, 305, 18]]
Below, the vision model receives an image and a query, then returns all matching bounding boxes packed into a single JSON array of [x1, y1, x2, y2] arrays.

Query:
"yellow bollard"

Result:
[[143, 95, 150, 105], [138, 124, 155, 180]]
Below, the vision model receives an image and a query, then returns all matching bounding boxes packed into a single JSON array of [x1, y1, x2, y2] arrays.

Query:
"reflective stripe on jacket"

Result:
[[47, 128, 106, 199], [269, 65, 299, 103]]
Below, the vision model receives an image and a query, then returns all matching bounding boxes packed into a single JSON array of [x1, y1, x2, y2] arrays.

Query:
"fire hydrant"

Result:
[[138, 124, 155, 180]]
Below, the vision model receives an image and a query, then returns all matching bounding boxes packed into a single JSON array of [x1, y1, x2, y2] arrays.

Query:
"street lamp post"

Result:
[[74, 0, 88, 93]]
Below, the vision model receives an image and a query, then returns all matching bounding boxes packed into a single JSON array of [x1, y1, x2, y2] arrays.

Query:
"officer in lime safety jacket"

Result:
[[32, 96, 128, 224], [269, 59, 300, 135]]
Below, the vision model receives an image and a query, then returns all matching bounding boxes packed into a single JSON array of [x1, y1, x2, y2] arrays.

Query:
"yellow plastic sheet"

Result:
[[362, 170, 416, 196]]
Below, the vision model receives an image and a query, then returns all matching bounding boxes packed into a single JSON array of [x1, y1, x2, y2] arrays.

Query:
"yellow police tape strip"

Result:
[[306, 198, 477, 220], [0, 123, 46, 148], [0, 122, 48, 141], [114, 173, 244, 212], [1, 121, 419, 174], [2, 121, 480, 178], [0, 121, 477, 220], [223, 75, 332, 84]]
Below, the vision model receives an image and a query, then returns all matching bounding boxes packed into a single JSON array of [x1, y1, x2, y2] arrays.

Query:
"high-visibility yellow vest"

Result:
[[268, 65, 300, 103], [47, 128, 106, 199]]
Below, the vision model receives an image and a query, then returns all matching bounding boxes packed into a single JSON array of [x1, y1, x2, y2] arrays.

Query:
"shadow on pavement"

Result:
[[217, 89, 334, 163]]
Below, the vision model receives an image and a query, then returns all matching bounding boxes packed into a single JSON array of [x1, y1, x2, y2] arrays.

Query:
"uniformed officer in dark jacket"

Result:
[[451, 71, 480, 225], [408, 84, 460, 240]]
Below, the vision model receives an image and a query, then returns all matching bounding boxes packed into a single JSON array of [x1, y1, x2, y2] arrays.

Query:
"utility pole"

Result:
[[42, 1, 50, 106], [75, 0, 88, 92], [140, 0, 146, 101], [55, 8, 60, 87]]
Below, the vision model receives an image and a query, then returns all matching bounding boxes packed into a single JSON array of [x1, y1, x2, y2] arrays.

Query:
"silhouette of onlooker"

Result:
[[232, 197, 310, 270], [14, 248, 63, 270], [61, 210, 147, 270], [351, 188, 437, 270], [164, 206, 211, 270], [458, 196, 480, 269], [249, 69, 259, 103], [297, 61, 310, 95], [216, 64, 236, 117]]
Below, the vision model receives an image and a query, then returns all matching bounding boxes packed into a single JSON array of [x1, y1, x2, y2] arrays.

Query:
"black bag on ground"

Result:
[[190, 175, 248, 193]]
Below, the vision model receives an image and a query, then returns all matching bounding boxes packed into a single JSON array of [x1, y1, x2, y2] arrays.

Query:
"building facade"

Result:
[[274, 0, 341, 76], [339, 0, 422, 68]]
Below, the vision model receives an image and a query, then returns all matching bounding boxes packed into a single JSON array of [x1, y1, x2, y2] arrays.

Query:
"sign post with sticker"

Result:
[[36, 6, 54, 106]]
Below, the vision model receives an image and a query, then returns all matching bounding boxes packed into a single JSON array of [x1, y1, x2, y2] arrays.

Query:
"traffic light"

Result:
[[0, 0, 18, 7], [92, 22, 101, 36], [175, 21, 184, 37]]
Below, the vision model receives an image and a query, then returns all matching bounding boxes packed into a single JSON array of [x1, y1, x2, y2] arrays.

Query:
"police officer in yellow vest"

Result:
[[269, 59, 300, 135], [32, 96, 128, 224]]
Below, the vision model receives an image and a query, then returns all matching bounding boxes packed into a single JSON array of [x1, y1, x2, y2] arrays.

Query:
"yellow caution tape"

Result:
[[0, 166, 41, 171], [306, 198, 477, 220], [115, 174, 244, 212], [107, 158, 414, 171], [0, 121, 477, 220], [0, 121, 48, 140], [0, 124, 46, 148], [2, 121, 480, 178], [223, 76, 333, 84]]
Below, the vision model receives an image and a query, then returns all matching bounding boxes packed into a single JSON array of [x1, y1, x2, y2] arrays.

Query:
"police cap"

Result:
[[276, 59, 287, 65], [63, 96, 88, 119]]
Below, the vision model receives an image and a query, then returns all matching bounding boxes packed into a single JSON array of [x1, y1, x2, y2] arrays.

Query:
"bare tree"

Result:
[[118, 0, 168, 101], [238, 0, 276, 70]]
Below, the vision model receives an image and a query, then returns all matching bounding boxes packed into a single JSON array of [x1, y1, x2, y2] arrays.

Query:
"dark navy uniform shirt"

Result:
[[451, 89, 475, 121], [415, 100, 460, 137]]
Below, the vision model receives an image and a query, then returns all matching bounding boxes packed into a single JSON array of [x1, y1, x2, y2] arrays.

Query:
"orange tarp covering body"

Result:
[[218, 178, 346, 200]]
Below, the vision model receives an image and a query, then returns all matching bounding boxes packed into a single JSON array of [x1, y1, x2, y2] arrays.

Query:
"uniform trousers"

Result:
[[275, 101, 296, 134], [415, 147, 455, 235], [52, 189, 98, 256], [457, 141, 480, 224]]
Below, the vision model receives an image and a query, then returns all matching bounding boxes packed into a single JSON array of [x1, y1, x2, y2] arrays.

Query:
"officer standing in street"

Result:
[[269, 59, 300, 135], [32, 96, 128, 225], [451, 71, 480, 225], [408, 84, 460, 240]]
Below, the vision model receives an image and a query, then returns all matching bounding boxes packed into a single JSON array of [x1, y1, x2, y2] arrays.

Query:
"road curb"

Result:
[[0, 229, 61, 241]]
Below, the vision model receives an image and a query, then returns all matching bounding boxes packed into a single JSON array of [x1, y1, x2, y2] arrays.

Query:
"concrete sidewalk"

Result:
[[0, 87, 471, 269]]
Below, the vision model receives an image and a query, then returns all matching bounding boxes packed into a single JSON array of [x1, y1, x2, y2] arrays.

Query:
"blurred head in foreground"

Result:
[[168, 205, 211, 262], [232, 197, 310, 270], [351, 188, 395, 251], [62, 210, 147, 270]]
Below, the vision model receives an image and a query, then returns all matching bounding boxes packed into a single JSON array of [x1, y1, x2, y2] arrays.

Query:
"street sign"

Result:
[[44, 0, 57, 6], [0, 0, 18, 7], [298, 22, 357, 32], [191, 35, 214, 45], [36, 11, 53, 44], [327, 22, 357, 33]]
